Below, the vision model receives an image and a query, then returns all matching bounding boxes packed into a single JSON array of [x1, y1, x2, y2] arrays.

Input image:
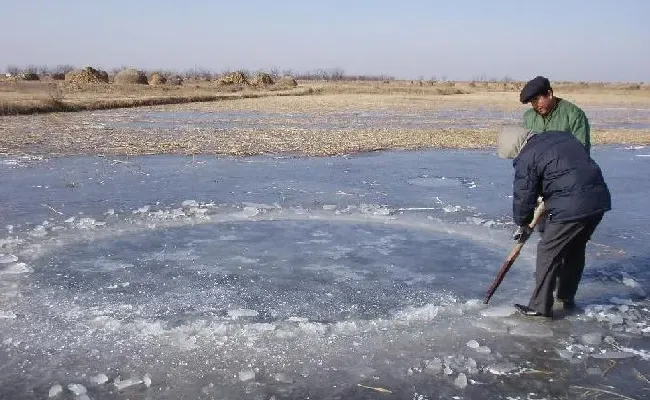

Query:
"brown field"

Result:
[[1, 78, 649, 157]]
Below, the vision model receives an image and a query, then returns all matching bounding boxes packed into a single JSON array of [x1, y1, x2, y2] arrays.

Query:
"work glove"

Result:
[[512, 225, 533, 242]]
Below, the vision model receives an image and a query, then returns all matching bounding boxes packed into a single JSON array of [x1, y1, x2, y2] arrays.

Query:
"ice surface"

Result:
[[509, 323, 554, 338], [580, 332, 603, 346], [0, 147, 648, 399]]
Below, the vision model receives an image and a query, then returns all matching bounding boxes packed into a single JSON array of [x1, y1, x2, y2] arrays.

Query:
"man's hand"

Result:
[[512, 225, 533, 241]]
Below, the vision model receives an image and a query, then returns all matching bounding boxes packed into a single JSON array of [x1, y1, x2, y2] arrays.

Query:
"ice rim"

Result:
[[0, 200, 648, 398]]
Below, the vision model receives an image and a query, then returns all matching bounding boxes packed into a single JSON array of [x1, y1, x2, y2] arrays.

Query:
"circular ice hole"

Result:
[[29, 220, 511, 324]]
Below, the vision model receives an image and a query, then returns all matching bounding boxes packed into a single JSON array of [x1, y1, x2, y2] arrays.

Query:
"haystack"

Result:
[[276, 75, 297, 88], [114, 69, 148, 84], [19, 72, 40, 81], [250, 73, 274, 86], [65, 67, 109, 83], [148, 72, 167, 85], [218, 71, 249, 85]]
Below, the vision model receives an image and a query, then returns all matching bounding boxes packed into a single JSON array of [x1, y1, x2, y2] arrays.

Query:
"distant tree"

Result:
[[184, 67, 213, 80], [36, 65, 50, 75], [6, 65, 19, 75], [330, 68, 345, 81], [23, 65, 39, 74], [54, 64, 75, 74], [268, 67, 281, 80]]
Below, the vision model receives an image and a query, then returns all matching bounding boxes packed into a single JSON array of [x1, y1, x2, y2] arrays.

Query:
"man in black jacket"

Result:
[[497, 126, 611, 317]]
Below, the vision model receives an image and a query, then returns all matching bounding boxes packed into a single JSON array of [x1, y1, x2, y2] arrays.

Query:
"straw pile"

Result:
[[218, 71, 249, 85], [276, 75, 297, 88], [65, 67, 109, 83], [148, 72, 167, 85], [114, 69, 148, 84], [251, 73, 274, 86]]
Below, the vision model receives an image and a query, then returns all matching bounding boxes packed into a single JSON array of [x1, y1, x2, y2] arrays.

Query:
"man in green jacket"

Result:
[[520, 76, 591, 154]]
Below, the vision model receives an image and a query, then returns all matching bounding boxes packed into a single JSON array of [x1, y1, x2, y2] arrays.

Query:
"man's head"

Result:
[[497, 125, 533, 159], [520, 76, 555, 116]]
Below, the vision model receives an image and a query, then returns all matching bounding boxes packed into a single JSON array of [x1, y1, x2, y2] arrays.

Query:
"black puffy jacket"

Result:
[[513, 131, 611, 226]]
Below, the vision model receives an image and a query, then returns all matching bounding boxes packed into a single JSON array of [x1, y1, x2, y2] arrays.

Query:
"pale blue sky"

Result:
[[1, 0, 648, 81]]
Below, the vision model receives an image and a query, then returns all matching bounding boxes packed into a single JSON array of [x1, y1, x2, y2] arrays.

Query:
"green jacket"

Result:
[[523, 98, 591, 154]]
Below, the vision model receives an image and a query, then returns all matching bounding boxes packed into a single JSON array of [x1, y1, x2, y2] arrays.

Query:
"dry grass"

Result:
[[0, 79, 649, 157]]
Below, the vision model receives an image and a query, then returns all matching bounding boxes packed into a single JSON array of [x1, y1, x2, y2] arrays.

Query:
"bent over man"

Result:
[[497, 126, 611, 317]]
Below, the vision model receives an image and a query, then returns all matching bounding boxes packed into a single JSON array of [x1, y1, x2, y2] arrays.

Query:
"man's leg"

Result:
[[527, 218, 592, 316], [556, 213, 604, 305]]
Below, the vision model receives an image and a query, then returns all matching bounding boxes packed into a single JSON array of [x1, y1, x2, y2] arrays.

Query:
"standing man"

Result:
[[520, 76, 591, 154], [497, 126, 611, 317]]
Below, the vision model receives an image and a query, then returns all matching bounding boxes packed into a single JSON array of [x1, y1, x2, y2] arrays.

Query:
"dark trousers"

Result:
[[527, 213, 604, 316]]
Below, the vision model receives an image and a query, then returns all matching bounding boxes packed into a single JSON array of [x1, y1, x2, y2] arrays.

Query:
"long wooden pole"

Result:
[[484, 202, 546, 304]]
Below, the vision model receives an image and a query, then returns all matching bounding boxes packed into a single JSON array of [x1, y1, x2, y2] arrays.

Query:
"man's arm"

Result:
[[512, 158, 540, 226], [571, 110, 590, 151], [523, 108, 535, 131]]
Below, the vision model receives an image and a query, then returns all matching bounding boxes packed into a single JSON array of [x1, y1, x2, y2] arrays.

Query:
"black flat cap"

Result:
[[520, 76, 552, 103]]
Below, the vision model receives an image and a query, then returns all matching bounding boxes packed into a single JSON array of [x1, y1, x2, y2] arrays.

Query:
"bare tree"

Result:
[[54, 64, 75, 74], [36, 65, 50, 75], [24, 65, 39, 74], [330, 68, 345, 81], [6, 65, 19, 75]]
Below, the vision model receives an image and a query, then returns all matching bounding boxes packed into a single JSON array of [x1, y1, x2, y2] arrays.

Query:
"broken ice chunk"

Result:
[[113, 377, 142, 390], [454, 373, 468, 389], [67, 383, 87, 396], [0, 254, 18, 264], [227, 309, 259, 319], [487, 362, 517, 375], [0, 262, 31, 275], [48, 384, 62, 397], [424, 358, 443, 374], [466, 340, 480, 349], [241, 207, 260, 217], [556, 349, 573, 360], [476, 346, 492, 354], [580, 332, 603, 346], [181, 200, 199, 208], [591, 351, 636, 359], [239, 370, 255, 381], [480, 305, 516, 317], [0, 311, 16, 319], [89, 373, 109, 385], [274, 373, 293, 383], [143, 373, 152, 387]]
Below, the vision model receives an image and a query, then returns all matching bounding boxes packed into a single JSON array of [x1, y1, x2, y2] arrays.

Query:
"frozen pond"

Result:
[[0, 146, 649, 399], [96, 106, 650, 131]]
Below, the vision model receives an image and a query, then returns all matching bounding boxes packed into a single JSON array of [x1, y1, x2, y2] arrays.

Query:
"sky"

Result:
[[1, 0, 648, 82]]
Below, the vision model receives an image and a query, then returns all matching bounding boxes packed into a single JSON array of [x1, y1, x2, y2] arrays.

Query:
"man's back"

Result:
[[513, 131, 609, 224]]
